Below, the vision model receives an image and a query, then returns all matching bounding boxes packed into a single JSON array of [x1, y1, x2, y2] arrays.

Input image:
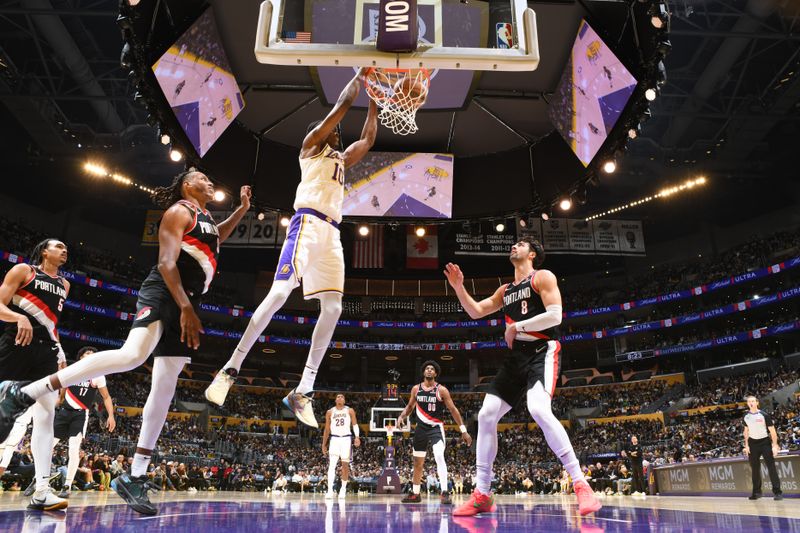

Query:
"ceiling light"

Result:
[[257, 212, 266, 221], [518, 218, 527, 228], [213, 190, 226, 202], [559, 198, 572, 211], [415, 227, 426, 237], [541, 212, 549, 221], [440, 355, 454, 361], [84, 162, 108, 176], [160, 134, 171, 145], [358, 225, 369, 236], [649, 3, 669, 29], [385, 355, 399, 361], [330, 353, 343, 359], [495, 222, 505, 233], [645, 87, 657, 101], [280, 216, 290, 227], [602, 160, 617, 173], [169, 149, 183, 162]]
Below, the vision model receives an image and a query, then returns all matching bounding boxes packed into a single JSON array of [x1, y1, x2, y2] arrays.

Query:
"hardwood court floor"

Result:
[[1, 490, 799, 532]]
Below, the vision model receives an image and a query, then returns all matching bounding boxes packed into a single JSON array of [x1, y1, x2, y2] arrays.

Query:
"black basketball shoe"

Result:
[[0, 381, 34, 442], [113, 473, 160, 516], [440, 491, 452, 504], [402, 492, 422, 503]]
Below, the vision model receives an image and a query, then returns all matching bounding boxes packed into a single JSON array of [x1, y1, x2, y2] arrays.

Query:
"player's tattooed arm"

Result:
[[396, 385, 419, 428]]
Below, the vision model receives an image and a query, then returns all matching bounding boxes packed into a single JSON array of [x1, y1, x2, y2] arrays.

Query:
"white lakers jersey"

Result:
[[330, 406, 352, 437], [295, 144, 345, 223]]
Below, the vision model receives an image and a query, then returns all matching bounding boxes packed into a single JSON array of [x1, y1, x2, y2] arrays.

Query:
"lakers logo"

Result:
[[280, 264, 291, 274], [136, 306, 152, 321]]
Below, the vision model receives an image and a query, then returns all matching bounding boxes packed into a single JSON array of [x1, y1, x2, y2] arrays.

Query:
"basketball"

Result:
[[393, 74, 428, 107]]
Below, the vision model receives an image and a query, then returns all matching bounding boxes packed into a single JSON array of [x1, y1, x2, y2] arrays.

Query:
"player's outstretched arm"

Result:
[[217, 185, 252, 243], [440, 385, 472, 446], [443, 263, 504, 319], [301, 67, 371, 158], [343, 99, 378, 168]]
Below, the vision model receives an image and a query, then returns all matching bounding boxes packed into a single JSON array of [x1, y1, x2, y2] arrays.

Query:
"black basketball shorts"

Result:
[[53, 408, 89, 439], [130, 272, 202, 359], [0, 332, 59, 381], [413, 422, 445, 456], [487, 339, 562, 408]]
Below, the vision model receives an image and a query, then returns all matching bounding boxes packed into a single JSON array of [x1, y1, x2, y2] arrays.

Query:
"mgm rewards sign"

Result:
[[655, 455, 800, 496]]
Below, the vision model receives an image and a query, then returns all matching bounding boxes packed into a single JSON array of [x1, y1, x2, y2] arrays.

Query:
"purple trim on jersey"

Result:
[[295, 207, 340, 229], [274, 214, 304, 281]]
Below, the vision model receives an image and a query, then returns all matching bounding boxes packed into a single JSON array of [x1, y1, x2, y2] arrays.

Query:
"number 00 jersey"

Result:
[[415, 383, 444, 427], [10, 266, 67, 343], [329, 406, 352, 437], [64, 376, 107, 411], [503, 271, 560, 342], [295, 144, 345, 224]]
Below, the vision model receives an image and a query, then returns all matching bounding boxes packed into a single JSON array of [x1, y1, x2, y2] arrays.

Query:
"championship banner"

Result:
[[513, 218, 646, 256], [453, 231, 516, 256], [140, 210, 286, 248], [655, 456, 800, 497]]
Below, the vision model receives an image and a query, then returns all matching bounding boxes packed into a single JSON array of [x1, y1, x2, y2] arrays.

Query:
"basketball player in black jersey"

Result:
[[0, 170, 251, 515], [397, 360, 471, 505], [0, 238, 70, 511], [446, 238, 601, 517], [53, 346, 115, 498]]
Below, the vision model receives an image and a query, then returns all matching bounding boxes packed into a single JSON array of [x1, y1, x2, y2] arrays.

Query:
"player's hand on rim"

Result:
[[443, 263, 464, 290], [15, 314, 33, 346], [180, 305, 204, 350]]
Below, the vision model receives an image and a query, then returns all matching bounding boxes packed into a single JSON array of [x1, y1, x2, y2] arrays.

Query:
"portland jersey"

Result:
[[503, 271, 559, 342], [330, 406, 352, 437], [149, 200, 219, 295], [415, 383, 444, 427], [10, 266, 67, 342], [64, 376, 106, 411], [295, 144, 345, 223]]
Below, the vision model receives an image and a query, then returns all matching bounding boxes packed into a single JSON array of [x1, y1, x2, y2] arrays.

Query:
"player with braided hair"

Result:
[[0, 169, 251, 516]]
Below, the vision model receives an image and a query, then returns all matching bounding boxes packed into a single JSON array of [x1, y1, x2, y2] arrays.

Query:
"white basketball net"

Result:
[[365, 68, 430, 136]]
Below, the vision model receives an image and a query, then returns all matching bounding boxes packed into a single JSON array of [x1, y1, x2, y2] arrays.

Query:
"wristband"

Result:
[[459, 425, 467, 434], [353, 425, 360, 437]]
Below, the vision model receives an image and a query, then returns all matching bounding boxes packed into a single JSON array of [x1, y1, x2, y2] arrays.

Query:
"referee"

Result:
[[743, 395, 783, 500]]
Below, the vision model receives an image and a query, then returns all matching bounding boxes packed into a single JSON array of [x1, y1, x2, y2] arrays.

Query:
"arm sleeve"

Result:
[[514, 304, 563, 333], [93, 375, 107, 388]]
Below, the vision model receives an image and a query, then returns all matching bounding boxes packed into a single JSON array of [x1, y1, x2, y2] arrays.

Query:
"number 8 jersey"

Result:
[[295, 144, 345, 224], [503, 271, 560, 342]]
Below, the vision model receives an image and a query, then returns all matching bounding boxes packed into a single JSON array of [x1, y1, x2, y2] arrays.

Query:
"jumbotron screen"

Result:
[[342, 152, 453, 218], [151, 8, 244, 158], [549, 20, 637, 167]]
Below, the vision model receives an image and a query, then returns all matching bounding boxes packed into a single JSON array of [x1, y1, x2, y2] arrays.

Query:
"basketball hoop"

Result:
[[364, 68, 430, 136]]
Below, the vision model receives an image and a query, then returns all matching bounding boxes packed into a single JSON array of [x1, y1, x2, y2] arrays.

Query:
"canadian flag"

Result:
[[407, 226, 438, 269]]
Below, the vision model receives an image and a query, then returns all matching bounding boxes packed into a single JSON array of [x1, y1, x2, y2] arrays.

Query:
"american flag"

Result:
[[353, 225, 384, 269], [282, 31, 312, 43]]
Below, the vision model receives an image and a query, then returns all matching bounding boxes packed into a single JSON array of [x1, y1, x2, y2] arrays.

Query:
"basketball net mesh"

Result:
[[365, 68, 430, 135]]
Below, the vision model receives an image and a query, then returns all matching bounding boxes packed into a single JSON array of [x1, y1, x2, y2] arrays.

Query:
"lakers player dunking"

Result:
[[397, 361, 471, 505], [0, 171, 251, 515], [446, 238, 601, 517], [322, 393, 361, 499], [205, 68, 378, 428], [52, 346, 115, 498], [0, 239, 69, 511]]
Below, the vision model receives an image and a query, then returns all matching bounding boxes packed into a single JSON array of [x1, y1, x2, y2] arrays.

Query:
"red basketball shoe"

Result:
[[452, 489, 496, 516], [574, 479, 602, 516]]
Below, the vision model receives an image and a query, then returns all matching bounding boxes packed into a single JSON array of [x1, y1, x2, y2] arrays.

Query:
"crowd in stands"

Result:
[[683, 368, 800, 408]]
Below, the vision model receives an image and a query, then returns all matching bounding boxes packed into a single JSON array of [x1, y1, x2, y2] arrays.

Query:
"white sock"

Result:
[[432, 440, 448, 493], [225, 281, 295, 372], [475, 394, 511, 495], [527, 383, 585, 483], [297, 293, 342, 395], [31, 392, 57, 491], [131, 453, 151, 478], [413, 484, 420, 494], [22, 323, 162, 400]]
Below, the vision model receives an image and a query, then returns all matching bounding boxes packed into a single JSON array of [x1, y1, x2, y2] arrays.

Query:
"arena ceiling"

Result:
[[0, 0, 798, 231]]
